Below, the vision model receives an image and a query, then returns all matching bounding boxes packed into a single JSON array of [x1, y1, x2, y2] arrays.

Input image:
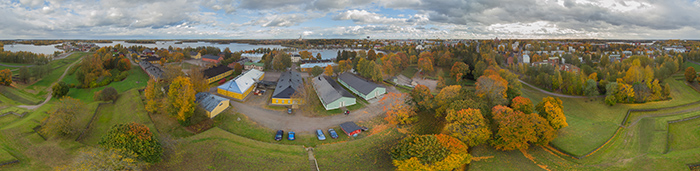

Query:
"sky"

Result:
[[2, 0, 700, 39]]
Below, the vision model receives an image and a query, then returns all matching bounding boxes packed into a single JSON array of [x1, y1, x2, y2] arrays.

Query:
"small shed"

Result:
[[340, 122, 362, 137]]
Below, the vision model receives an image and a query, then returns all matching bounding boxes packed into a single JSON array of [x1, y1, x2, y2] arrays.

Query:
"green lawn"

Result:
[[23, 52, 85, 94], [66, 66, 149, 102], [668, 117, 700, 152], [78, 89, 157, 145], [684, 61, 700, 71], [0, 86, 43, 105], [314, 128, 401, 171], [0, 147, 18, 165], [400, 65, 418, 78], [215, 110, 378, 147], [150, 127, 308, 170]]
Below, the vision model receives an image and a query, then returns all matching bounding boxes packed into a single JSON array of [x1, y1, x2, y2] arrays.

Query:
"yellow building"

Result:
[[204, 65, 233, 84], [217, 69, 265, 100], [195, 92, 230, 118], [190, 51, 202, 59], [271, 70, 303, 105]]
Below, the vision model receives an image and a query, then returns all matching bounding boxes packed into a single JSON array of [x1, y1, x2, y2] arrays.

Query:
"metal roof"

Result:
[[218, 69, 264, 94], [203, 65, 232, 79], [195, 92, 228, 112], [272, 70, 303, 99], [337, 72, 384, 95], [312, 75, 354, 106]]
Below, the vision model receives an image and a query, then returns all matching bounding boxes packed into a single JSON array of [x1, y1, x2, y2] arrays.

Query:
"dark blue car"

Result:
[[328, 128, 339, 139], [275, 130, 284, 141]]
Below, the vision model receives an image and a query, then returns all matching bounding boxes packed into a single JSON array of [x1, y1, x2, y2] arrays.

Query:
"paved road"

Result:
[[17, 54, 82, 110], [519, 79, 604, 98], [228, 87, 400, 133]]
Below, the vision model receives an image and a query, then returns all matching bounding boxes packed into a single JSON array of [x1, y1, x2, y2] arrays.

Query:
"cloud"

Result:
[[246, 13, 315, 27], [333, 10, 405, 24]]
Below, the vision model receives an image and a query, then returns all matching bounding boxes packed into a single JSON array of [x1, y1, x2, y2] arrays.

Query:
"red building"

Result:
[[202, 54, 223, 63], [340, 122, 362, 137]]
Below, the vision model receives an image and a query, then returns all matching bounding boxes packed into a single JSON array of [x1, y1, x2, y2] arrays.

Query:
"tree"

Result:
[[168, 76, 196, 125], [409, 84, 433, 111], [434, 85, 463, 117], [475, 74, 508, 106], [59, 147, 143, 171], [272, 52, 291, 71], [510, 96, 533, 114], [685, 67, 696, 82], [18, 66, 30, 83], [490, 105, 536, 151], [52, 81, 70, 98], [94, 87, 118, 102], [382, 93, 417, 125], [584, 79, 598, 96], [450, 62, 469, 82], [144, 80, 164, 114], [299, 51, 313, 60], [391, 134, 471, 171], [367, 49, 377, 61], [324, 65, 334, 76], [445, 109, 491, 147], [187, 66, 209, 93], [316, 53, 322, 60], [310, 66, 324, 77], [418, 56, 434, 73], [40, 97, 87, 138], [233, 63, 243, 74], [0, 69, 12, 86], [99, 122, 163, 163], [535, 97, 567, 129], [117, 57, 131, 71]]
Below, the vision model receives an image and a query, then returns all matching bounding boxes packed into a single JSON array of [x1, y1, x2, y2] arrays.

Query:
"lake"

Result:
[[3, 43, 63, 55]]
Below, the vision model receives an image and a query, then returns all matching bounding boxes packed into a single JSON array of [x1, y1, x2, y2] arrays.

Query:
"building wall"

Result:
[[322, 97, 356, 110], [202, 58, 220, 63], [217, 88, 244, 100], [271, 98, 293, 105], [208, 100, 230, 118], [192, 53, 201, 59], [337, 79, 386, 100], [206, 70, 233, 84]]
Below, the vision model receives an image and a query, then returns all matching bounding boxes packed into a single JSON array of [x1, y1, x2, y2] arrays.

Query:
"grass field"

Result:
[[668, 117, 700, 152], [0, 147, 18, 165], [149, 127, 308, 171], [66, 66, 149, 102], [400, 65, 418, 78], [78, 89, 157, 145], [22, 52, 85, 95], [314, 127, 401, 171], [0, 86, 43, 105], [684, 61, 700, 71]]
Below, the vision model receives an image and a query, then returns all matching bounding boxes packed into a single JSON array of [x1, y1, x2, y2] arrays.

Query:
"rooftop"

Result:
[[312, 75, 354, 106], [272, 70, 303, 99], [337, 72, 383, 95]]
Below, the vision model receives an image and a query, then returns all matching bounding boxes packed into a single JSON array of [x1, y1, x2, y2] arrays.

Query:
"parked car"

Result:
[[328, 128, 339, 139], [287, 108, 293, 114], [316, 129, 326, 140], [275, 130, 284, 141], [288, 131, 295, 141], [360, 126, 369, 131]]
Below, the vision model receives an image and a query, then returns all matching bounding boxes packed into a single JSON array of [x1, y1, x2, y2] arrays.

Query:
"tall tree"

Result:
[[367, 49, 377, 61], [490, 105, 536, 151], [510, 96, 533, 114], [310, 66, 324, 77], [144, 80, 164, 114], [382, 93, 417, 125], [475, 74, 508, 106], [324, 65, 334, 76], [409, 85, 433, 111], [535, 97, 568, 129], [0, 69, 11, 86], [450, 62, 469, 82], [18, 66, 30, 83], [299, 51, 313, 60], [391, 134, 471, 171], [445, 108, 491, 147], [187, 66, 209, 93], [434, 85, 463, 117], [685, 67, 696, 82], [40, 97, 88, 138], [418, 56, 434, 73], [167, 76, 196, 124]]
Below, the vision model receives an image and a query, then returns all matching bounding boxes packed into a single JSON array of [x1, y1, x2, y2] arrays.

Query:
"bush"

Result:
[[94, 87, 118, 102], [114, 71, 129, 81], [52, 82, 70, 98], [99, 123, 163, 163], [605, 95, 617, 106], [218, 78, 227, 85]]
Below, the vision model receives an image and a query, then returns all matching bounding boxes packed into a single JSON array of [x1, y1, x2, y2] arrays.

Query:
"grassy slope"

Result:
[[150, 127, 308, 171], [22, 52, 85, 96], [66, 66, 149, 102], [668, 116, 700, 152], [314, 128, 401, 171], [0, 87, 43, 105], [78, 89, 157, 145]]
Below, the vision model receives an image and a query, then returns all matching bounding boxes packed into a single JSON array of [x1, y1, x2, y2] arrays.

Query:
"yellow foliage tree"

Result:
[[168, 76, 196, 123], [324, 65, 334, 76], [144, 80, 163, 114]]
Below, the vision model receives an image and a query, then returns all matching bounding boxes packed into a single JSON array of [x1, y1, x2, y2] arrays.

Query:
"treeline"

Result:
[[0, 51, 50, 64], [124, 40, 157, 44], [70, 46, 131, 88]]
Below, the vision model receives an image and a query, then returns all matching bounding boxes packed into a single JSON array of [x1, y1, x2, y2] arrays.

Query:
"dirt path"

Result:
[[17, 54, 82, 110], [229, 87, 399, 133], [519, 79, 604, 98]]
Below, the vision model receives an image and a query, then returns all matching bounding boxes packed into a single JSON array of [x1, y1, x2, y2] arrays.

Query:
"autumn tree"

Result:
[[391, 134, 471, 171], [434, 85, 463, 117], [187, 65, 209, 93], [475, 74, 508, 106], [490, 105, 554, 150], [59, 147, 143, 171], [382, 93, 417, 125], [510, 96, 533, 114], [418, 56, 434, 73], [324, 65, 334, 76], [52, 81, 70, 98], [299, 51, 313, 60], [272, 52, 291, 71], [40, 97, 88, 138], [233, 63, 243, 75], [409, 84, 433, 111], [685, 67, 696, 82], [99, 122, 163, 163], [18, 66, 30, 83], [445, 109, 491, 147], [450, 62, 469, 82], [367, 49, 377, 61], [535, 97, 568, 129], [310, 66, 324, 77], [168, 76, 196, 125], [0, 69, 11, 86], [117, 57, 131, 71], [144, 80, 164, 114]]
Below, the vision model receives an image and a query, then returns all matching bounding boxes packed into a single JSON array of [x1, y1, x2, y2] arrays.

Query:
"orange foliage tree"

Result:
[[445, 108, 491, 147], [0, 69, 11, 86], [450, 62, 469, 82], [99, 122, 163, 163], [409, 84, 433, 111], [391, 134, 471, 171], [510, 96, 533, 114], [324, 65, 334, 76], [382, 93, 417, 125], [535, 96, 568, 129], [490, 105, 556, 151], [418, 56, 434, 73]]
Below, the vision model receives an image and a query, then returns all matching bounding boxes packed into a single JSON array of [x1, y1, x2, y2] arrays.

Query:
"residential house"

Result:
[[271, 70, 303, 105], [202, 54, 223, 63], [141, 56, 162, 64], [139, 61, 164, 81], [291, 54, 301, 63], [194, 92, 230, 118], [203, 65, 233, 84], [142, 49, 154, 56], [337, 72, 386, 101], [522, 54, 531, 64], [228, 57, 252, 68], [244, 62, 264, 71], [312, 75, 356, 110], [217, 69, 265, 100], [190, 51, 201, 59]]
